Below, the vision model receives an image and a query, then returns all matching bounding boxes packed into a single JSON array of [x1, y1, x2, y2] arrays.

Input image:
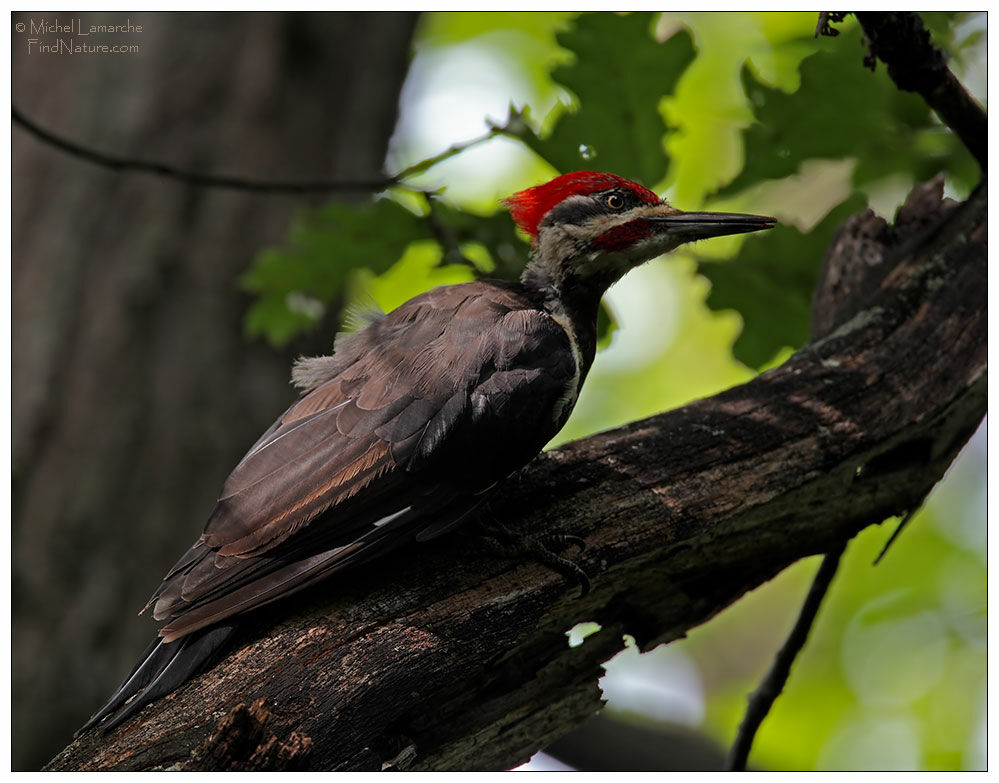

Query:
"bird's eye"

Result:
[[605, 193, 625, 210]]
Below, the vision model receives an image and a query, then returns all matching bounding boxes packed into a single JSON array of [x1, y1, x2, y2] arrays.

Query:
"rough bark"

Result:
[[12, 11, 418, 771], [46, 178, 986, 771]]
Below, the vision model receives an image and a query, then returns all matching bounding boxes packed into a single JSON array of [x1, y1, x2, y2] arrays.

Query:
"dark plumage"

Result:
[[81, 171, 775, 733]]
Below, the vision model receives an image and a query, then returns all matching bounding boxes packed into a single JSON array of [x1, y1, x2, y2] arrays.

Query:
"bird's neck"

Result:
[[521, 254, 603, 374]]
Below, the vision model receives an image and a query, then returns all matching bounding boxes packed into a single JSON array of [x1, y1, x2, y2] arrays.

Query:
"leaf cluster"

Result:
[[703, 17, 976, 367], [242, 12, 694, 346], [243, 12, 978, 375]]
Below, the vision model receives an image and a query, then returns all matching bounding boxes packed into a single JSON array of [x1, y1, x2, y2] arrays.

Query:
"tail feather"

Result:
[[77, 637, 173, 734], [78, 623, 237, 735]]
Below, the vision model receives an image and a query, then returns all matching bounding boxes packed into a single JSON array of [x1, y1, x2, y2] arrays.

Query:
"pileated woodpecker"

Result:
[[81, 170, 775, 733]]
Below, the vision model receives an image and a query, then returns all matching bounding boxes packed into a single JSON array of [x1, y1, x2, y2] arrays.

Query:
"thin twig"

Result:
[[422, 194, 476, 269], [12, 104, 527, 195], [727, 541, 848, 771], [391, 111, 523, 182], [872, 508, 916, 565], [12, 104, 393, 194]]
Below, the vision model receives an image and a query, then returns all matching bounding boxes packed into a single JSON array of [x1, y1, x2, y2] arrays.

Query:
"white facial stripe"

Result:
[[545, 306, 584, 425], [561, 206, 656, 237]]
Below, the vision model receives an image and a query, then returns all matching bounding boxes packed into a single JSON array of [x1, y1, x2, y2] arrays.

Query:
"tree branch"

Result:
[[44, 174, 986, 771], [10, 105, 392, 194], [853, 12, 987, 168], [11, 104, 527, 195], [727, 542, 846, 771]]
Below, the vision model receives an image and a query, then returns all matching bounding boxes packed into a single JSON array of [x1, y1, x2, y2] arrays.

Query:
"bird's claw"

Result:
[[477, 520, 591, 599], [539, 532, 586, 556]]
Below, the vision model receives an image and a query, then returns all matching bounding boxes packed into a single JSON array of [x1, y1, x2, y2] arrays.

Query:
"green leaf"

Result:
[[355, 240, 479, 315], [241, 187, 537, 347], [242, 198, 427, 345], [243, 292, 323, 348], [919, 12, 961, 53], [511, 11, 696, 184], [428, 201, 531, 281], [596, 299, 618, 349], [919, 12, 983, 66], [700, 193, 867, 369], [719, 24, 976, 198]]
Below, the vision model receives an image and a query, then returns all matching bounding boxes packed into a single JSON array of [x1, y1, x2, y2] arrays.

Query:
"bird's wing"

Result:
[[145, 282, 578, 642]]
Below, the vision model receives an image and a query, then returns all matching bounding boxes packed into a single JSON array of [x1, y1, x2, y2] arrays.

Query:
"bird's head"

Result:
[[507, 171, 776, 300]]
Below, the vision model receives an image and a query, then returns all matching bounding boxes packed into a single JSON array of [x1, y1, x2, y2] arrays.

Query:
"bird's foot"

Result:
[[476, 519, 590, 598]]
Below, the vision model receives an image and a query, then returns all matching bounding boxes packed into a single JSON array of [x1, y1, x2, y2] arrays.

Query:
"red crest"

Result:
[[504, 171, 660, 238]]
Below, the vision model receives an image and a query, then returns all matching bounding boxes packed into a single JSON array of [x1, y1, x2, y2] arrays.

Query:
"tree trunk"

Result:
[[12, 11, 418, 771], [44, 178, 986, 771]]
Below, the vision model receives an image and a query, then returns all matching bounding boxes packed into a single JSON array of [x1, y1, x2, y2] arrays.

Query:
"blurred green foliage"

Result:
[[718, 23, 977, 199], [508, 12, 694, 183], [686, 455, 986, 770], [700, 193, 867, 368], [243, 198, 424, 344], [240, 11, 985, 771], [701, 17, 975, 368]]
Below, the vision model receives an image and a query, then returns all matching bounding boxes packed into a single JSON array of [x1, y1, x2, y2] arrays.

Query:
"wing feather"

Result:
[[143, 281, 580, 642]]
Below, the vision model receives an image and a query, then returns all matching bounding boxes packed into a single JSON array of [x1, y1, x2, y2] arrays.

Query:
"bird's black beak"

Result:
[[649, 210, 777, 241]]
